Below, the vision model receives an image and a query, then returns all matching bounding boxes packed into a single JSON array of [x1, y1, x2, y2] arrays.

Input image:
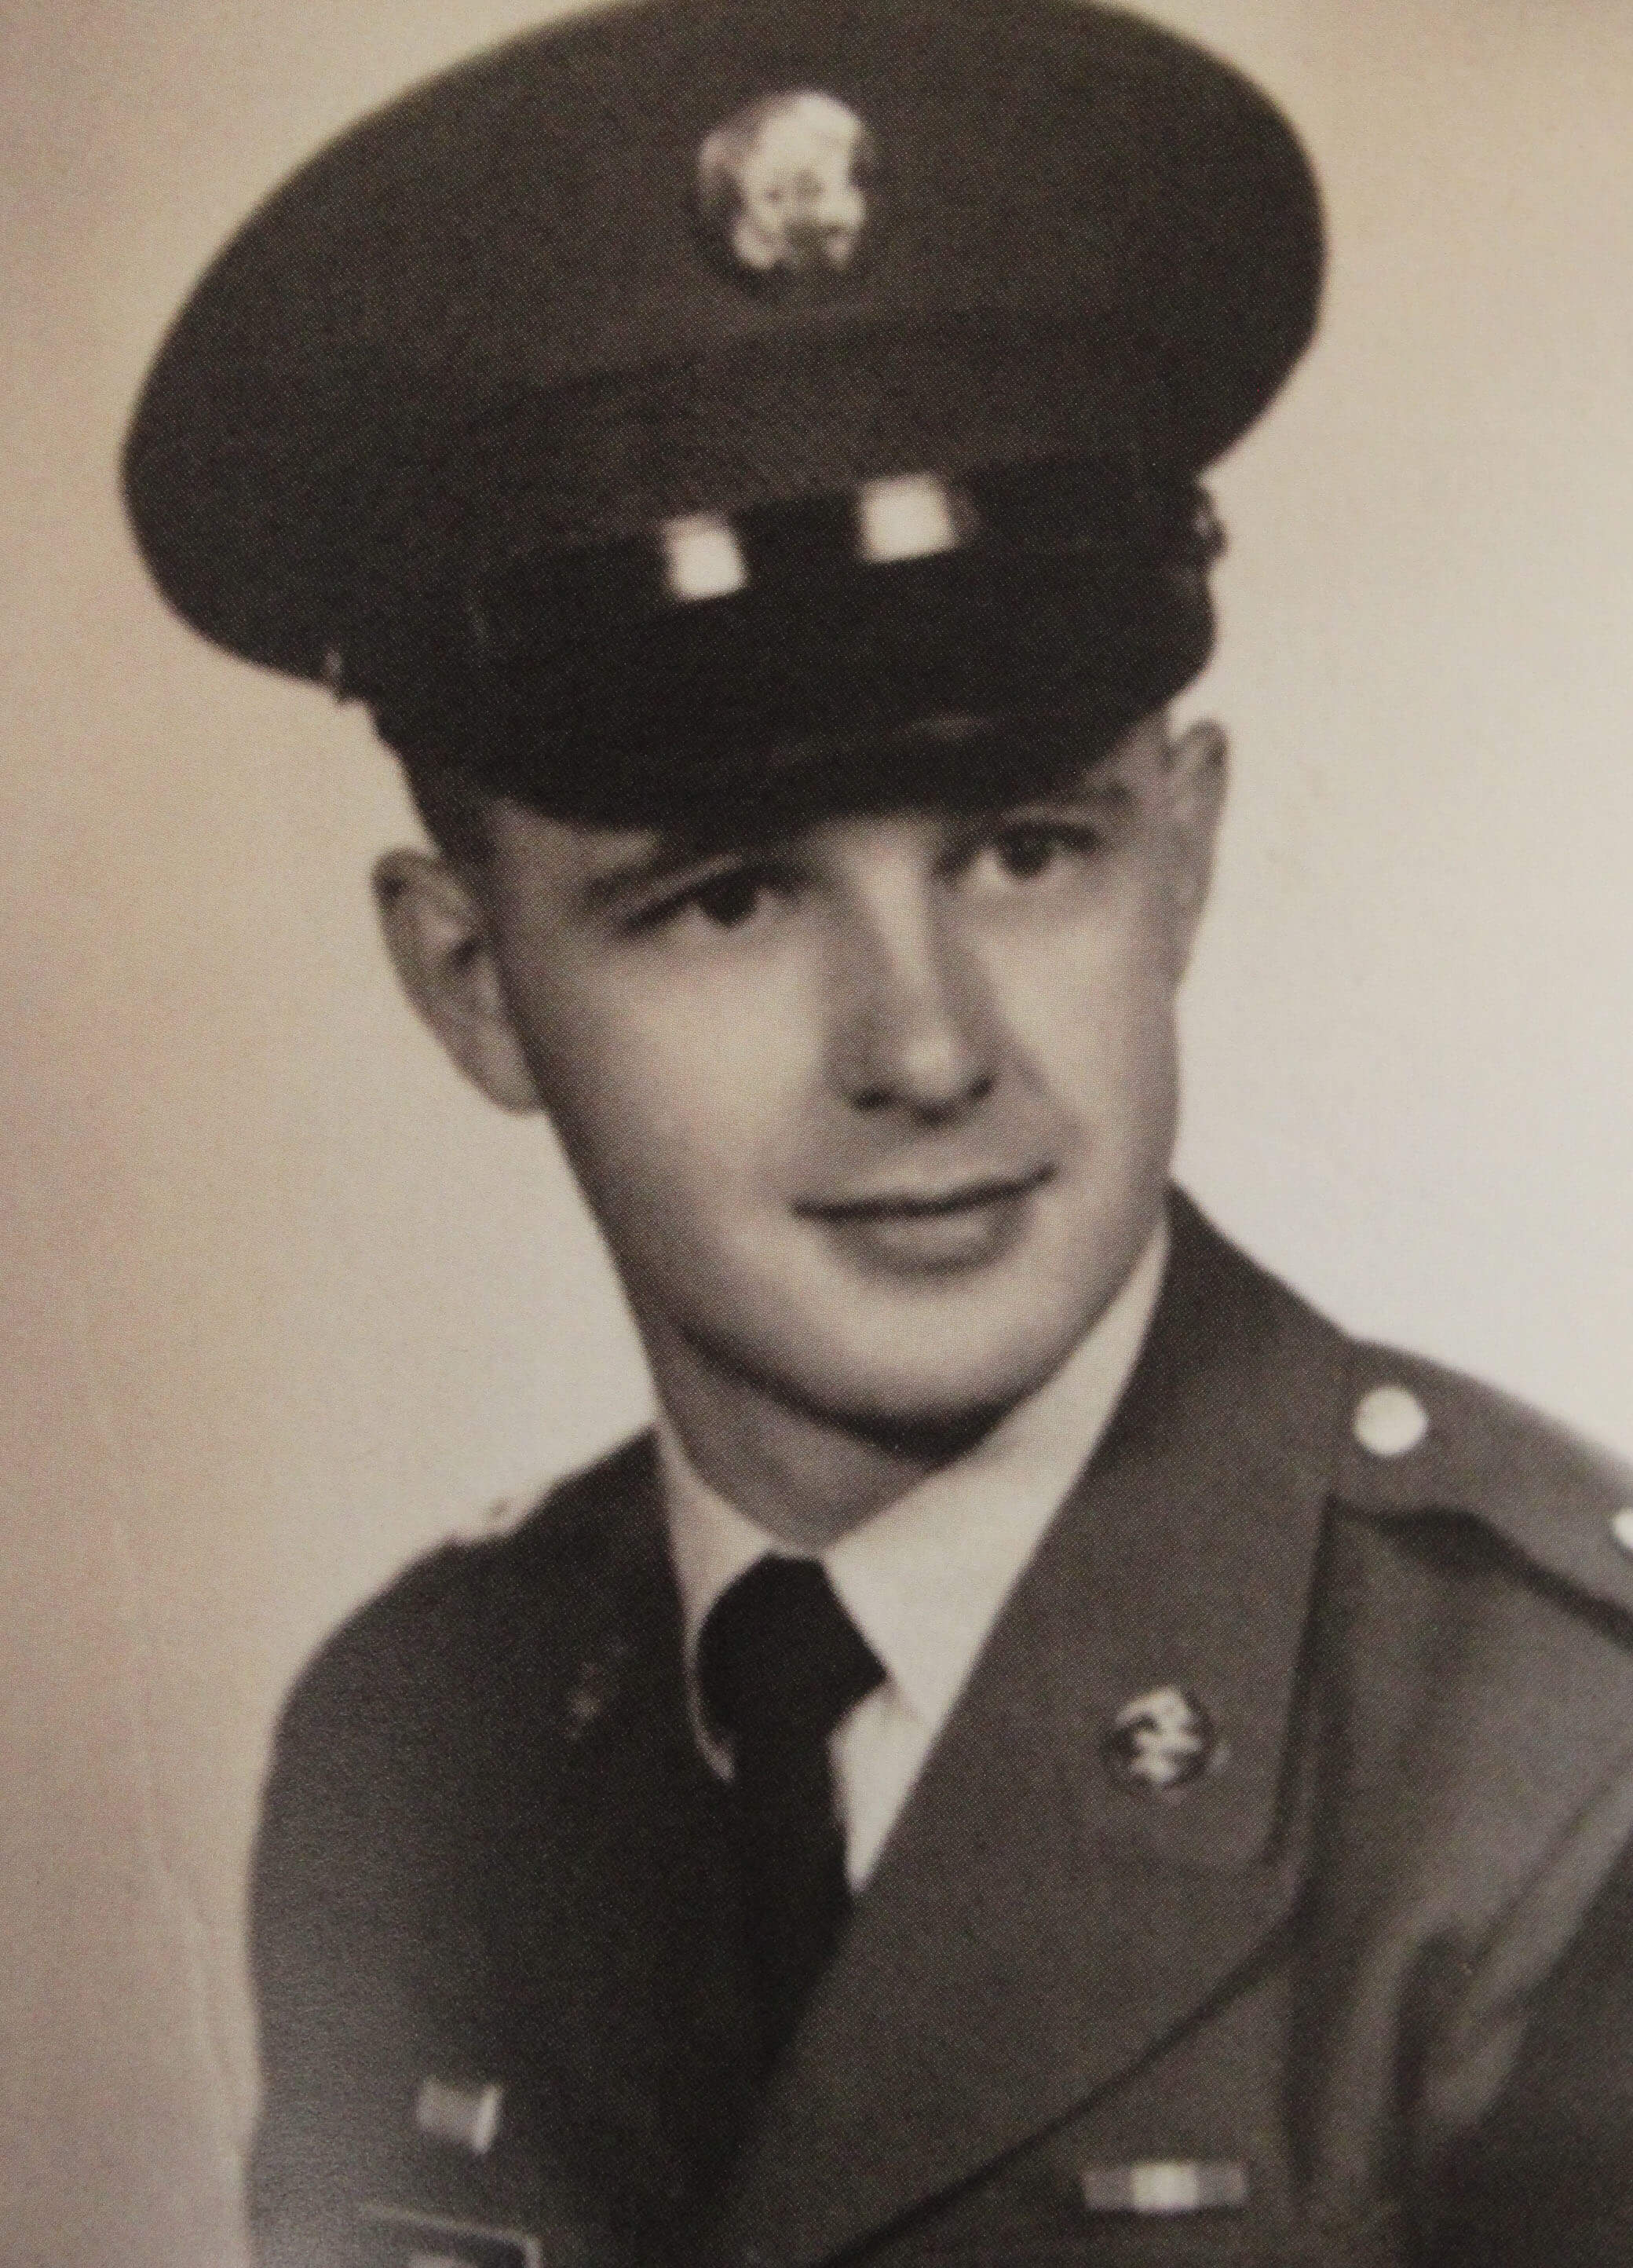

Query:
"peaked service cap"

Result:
[[123, 0, 1323, 826]]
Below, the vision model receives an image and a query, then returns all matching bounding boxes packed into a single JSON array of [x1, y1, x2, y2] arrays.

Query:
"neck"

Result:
[[641, 1332, 996, 1553]]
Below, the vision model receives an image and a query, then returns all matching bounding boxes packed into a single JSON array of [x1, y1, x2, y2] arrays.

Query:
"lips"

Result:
[[796, 1165, 1054, 1274], [798, 1165, 1054, 1222]]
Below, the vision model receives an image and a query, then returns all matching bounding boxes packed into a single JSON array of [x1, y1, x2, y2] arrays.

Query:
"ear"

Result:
[[1162, 716, 1229, 971], [372, 849, 542, 1112]]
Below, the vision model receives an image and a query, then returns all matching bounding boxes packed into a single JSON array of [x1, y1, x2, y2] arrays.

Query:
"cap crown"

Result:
[[124, 0, 1322, 692]]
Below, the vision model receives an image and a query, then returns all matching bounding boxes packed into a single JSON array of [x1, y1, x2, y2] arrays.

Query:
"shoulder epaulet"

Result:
[[275, 1432, 661, 1760], [469, 1476, 560, 1538], [1332, 1346, 1633, 1617], [453, 1428, 660, 1550]]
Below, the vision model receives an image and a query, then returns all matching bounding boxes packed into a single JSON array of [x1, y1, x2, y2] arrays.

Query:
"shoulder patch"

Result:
[[1335, 1347, 1633, 1618]]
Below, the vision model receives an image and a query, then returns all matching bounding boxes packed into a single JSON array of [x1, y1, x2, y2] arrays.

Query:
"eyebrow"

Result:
[[579, 835, 741, 912], [1006, 773, 1134, 815], [959, 771, 1138, 832], [577, 770, 1138, 909]]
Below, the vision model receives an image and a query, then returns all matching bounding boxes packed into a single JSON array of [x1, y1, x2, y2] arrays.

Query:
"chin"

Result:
[[758, 1295, 1100, 1439]]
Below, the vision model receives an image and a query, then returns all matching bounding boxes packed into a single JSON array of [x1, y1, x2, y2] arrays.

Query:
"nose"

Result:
[[827, 848, 999, 1121]]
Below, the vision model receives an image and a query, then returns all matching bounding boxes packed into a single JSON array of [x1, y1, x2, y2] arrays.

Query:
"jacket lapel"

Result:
[[709, 1193, 1353, 2266], [489, 1449, 765, 2248]]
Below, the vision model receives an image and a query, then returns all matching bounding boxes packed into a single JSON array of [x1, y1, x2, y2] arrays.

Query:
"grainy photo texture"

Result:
[[3, 4, 1631, 2266]]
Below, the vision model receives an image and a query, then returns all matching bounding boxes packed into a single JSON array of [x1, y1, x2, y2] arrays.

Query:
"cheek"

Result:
[[513, 957, 817, 1234], [993, 884, 1182, 1132]]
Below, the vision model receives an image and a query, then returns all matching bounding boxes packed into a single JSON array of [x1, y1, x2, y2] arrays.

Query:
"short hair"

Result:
[[389, 737, 497, 868]]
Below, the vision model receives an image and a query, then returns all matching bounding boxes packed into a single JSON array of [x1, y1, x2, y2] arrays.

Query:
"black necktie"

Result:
[[696, 1557, 886, 2064]]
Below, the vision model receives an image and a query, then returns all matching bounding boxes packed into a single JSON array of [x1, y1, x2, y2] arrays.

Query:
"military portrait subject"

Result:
[[100, 2, 1633, 2264]]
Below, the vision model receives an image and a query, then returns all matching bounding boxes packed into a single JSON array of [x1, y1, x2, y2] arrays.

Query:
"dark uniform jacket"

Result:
[[248, 1191, 1633, 2268]]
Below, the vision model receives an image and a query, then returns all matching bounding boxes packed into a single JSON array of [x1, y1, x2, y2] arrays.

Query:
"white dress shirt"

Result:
[[657, 1218, 1169, 1889]]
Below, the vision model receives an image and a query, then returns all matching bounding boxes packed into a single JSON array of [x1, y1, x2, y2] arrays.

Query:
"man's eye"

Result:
[[635, 862, 786, 934], [969, 822, 1101, 888], [689, 869, 772, 928], [994, 825, 1063, 880]]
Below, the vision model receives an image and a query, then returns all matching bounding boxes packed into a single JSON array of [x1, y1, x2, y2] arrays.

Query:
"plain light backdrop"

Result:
[[3, 2, 1630, 2261]]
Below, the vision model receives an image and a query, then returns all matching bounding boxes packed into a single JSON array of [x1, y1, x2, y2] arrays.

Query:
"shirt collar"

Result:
[[658, 1215, 1169, 1739]]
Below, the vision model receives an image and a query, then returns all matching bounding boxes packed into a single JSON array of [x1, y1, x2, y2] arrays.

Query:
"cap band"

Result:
[[367, 456, 1222, 825]]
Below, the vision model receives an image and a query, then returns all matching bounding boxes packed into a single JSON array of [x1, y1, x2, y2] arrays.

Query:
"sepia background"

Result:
[[3, 1, 1631, 2260]]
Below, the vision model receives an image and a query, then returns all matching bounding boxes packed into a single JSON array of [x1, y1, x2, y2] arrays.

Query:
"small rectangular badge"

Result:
[[1080, 2159, 1251, 2215], [358, 2201, 543, 2268], [415, 2076, 504, 2156]]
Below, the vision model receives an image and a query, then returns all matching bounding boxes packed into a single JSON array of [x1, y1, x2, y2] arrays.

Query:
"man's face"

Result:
[[393, 714, 1223, 1441]]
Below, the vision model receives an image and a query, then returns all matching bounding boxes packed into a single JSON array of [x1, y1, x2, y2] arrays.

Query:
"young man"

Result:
[[124, 1, 1633, 2263]]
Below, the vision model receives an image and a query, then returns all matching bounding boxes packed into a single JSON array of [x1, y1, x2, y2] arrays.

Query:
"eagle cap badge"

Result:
[[697, 90, 877, 286]]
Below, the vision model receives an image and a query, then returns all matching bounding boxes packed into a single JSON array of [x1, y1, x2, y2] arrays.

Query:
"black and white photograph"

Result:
[[2, 3, 1631, 2263]]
